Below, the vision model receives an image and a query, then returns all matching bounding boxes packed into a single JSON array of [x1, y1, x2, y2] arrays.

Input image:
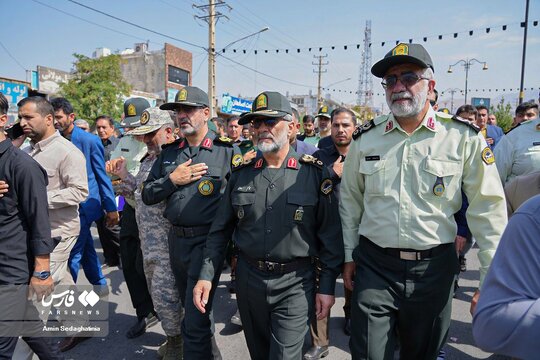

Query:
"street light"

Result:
[[447, 58, 488, 104], [208, 27, 269, 116]]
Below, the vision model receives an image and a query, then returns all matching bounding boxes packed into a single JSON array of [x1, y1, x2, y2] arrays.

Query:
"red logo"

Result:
[[201, 138, 213, 149], [384, 120, 394, 132], [178, 140, 185, 148], [254, 159, 263, 169], [427, 117, 435, 130], [287, 158, 298, 169]]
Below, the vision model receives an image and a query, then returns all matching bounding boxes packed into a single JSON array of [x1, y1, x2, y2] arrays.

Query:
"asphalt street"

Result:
[[25, 229, 511, 360]]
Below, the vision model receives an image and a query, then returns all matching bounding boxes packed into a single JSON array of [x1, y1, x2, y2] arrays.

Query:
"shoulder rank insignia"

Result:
[[320, 178, 333, 195], [232, 154, 244, 168], [481, 146, 495, 165], [451, 116, 479, 133], [216, 136, 234, 145], [299, 154, 323, 169], [353, 119, 376, 140]]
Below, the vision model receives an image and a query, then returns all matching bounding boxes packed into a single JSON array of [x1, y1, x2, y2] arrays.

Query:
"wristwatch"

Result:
[[33, 271, 51, 280]]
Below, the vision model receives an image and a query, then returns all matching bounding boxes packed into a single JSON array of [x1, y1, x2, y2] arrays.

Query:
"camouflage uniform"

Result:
[[117, 153, 182, 336]]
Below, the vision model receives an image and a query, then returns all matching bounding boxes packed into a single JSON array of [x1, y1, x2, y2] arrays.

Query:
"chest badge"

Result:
[[198, 180, 214, 195], [294, 206, 304, 221], [320, 178, 333, 195], [432, 176, 445, 197]]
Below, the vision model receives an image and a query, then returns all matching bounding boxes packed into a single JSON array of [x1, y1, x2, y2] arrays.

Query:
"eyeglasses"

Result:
[[251, 118, 282, 129], [381, 72, 430, 89]]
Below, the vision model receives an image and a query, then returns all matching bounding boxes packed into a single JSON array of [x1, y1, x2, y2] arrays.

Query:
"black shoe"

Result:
[[343, 317, 351, 336], [304, 345, 329, 360], [126, 313, 159, 339]]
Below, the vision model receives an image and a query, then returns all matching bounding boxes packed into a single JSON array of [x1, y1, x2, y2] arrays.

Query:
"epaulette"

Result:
[[161, 138, 182, 149], [299, 154, 323, 169], [232, 157, 253, 172], [504, 122, 521, 134], [352, 119, 376, 140], [214, 136, 234, 146], [451, 116, 479, 133]]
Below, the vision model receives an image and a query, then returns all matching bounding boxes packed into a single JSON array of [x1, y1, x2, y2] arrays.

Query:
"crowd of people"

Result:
[[0, 41, 539, 360]]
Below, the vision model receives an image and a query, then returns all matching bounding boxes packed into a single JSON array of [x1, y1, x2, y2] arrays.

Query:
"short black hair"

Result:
[[456, 104, 477, 117], [50, 97, 74, 115], [302, 115, 315, 124], [515, 101, 538, 115], [291, 107, 300, 122], [476, 105, 489, 113], [95, 115, 115, 128], [211, 117, 226, 129], [227, 115, 240, 125], [330, 107, 357, 125], [0, 93, 8, 115], [17, 96, 54, 118]]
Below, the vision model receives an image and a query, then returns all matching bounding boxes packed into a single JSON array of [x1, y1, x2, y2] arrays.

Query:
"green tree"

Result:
[[60, 53, 131, 124], [490, 97, 513, 132]]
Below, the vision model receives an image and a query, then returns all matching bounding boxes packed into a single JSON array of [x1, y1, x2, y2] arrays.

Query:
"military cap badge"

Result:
[[178, 89, 188, 101], [392, 43, 409, 56], [255, 93, 267, 110], [140, 110, 150, 125], [127, 103, 137, 116]]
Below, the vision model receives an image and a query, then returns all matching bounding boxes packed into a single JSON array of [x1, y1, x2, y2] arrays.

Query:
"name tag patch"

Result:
[[365, 155, 381, 161]]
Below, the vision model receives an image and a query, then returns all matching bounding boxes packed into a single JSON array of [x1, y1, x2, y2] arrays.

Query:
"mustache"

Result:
[[391, 92, 413, 101]]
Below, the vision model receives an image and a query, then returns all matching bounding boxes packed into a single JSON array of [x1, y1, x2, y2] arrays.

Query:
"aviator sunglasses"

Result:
[[381, 72, 430, 89]]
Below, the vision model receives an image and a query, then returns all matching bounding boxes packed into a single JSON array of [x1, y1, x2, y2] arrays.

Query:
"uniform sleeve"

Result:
[[503, 178, 519, 217], [141, 150, 177, 205], [199, 173, 238, 281], [115, 172, 137, 201], [15, 159, 55, 256], [462, 132, 507, 286], [47, 149, 89, 209], [472, 208, 540, 358], [316, 167, 344, 295], [90, 137, 117, 212], [339, 139, 365, 262], [494, 135, 514, 184]]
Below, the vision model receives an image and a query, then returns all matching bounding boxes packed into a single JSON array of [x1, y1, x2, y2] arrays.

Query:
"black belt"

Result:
[[361, 236, 452, 261], [240, 252, 314, 274], [173, 225, 211, 238]]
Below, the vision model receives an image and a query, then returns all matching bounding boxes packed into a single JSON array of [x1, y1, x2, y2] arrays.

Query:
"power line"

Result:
[[66, 0, 206, 51], [0, 40, 27, 71]]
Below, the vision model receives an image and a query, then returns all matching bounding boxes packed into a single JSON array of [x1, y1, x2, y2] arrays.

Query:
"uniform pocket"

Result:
[[359, 159, 386, 196], [231, 190, 255, 222], [421, 157, 461, 199], [286, 192, 317, 226]]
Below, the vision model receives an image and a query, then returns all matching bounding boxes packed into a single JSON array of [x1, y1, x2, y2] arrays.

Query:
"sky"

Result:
[[1, 0, 539, 112]]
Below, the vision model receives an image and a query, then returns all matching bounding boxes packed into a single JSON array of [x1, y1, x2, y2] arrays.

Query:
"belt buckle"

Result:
[[266, 261, 277, 272], [399, 251, 419, 261], [257, 260, 266, 271], [185, 228, 194, 237]]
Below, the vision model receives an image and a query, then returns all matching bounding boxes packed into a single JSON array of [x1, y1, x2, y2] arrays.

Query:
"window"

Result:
[[168, 65, 189, 86]]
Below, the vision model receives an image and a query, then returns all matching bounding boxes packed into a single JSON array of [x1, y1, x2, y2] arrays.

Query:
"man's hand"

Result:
[[243, 149, 257, 163], [315, 293, 335, 320], [470, 289, 480, 315], [169, 159, 208, 186], [105, 211, 119, 227], [193, 280, 212, 314], [28, 276, 54, 301], [332, 157, 344, 178], [343, 261, 356, 291], [106, 157, 129, 179], [0, 180, 8, 198], [454, 235, 466, 253]]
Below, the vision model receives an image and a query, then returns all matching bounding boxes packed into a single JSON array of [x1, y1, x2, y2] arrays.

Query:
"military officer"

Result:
[[142, 86, 240, 359], [315, 105, 333, 149], [340, 43, 507, 359], [193, 91, 344, 360], [110, 108, 183, 359], [494, 102, 540, 185]]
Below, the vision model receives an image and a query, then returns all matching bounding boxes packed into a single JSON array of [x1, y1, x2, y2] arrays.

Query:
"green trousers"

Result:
[[350, 237, 459, 360]]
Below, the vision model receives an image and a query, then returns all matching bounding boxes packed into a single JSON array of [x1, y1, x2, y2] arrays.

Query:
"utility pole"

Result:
[[357, 20, 373, 109], [194, 0, 230, 117], [313, 55, 328, 110], [519, 0, 530, 105]]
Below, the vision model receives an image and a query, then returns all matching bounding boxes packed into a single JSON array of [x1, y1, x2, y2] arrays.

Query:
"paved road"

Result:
[[27, 232, 509, 360]]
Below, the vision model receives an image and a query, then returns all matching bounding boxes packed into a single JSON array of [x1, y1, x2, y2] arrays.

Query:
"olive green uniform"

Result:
[[340, 108, 507, 360], [142, 131, 241, 359], [199, 148, 344, 360]]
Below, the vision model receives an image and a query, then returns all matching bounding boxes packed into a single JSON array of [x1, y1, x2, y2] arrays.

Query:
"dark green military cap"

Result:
[[315, 105, 332, 119], [371, 43, 434, 78], [122, 97, 151, 127], [160, 86, 210, 110], [238, 91, 292, 125]]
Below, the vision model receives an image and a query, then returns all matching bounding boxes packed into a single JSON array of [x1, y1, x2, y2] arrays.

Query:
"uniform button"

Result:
[[265, 229, 272, 234], [179, 194, 185, 199], [265, 254, 270, 258], [267, 206, 273, 211], [269, 184, 275, 189]]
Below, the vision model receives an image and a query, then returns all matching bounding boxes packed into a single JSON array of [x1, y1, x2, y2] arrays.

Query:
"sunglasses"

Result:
[[381, 72, 430, 89], [251, 118, 283, 129]]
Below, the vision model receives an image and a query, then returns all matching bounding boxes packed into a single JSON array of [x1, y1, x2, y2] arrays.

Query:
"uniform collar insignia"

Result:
[[384, 119, 394, 133], [254, 158, 263, 169], [286, 157, 298, 169], [178, 140, 186, 148], [201, 138, 213, 150], [426, 116, 436, 131]]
